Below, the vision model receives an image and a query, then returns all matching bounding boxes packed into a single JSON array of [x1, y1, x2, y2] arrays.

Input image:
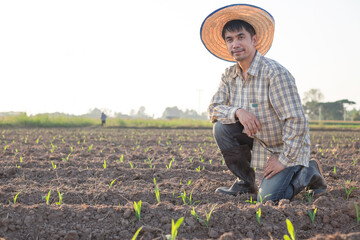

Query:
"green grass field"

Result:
[[1, 114, 360, 130]]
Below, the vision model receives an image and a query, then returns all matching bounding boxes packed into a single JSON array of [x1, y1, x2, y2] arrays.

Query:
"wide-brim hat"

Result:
[[200, 4, 275, 62]]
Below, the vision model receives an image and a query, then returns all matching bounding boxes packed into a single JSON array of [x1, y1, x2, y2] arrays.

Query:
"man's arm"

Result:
[[269, 70, 308, 167], [208, 74, 241, 124]]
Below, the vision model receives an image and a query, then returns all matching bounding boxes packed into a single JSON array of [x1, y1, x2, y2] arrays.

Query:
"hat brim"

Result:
[[200, 4, 275, 62]]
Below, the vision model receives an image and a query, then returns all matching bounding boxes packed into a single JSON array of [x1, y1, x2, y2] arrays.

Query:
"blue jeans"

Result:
[[213, 122, 302, 202]]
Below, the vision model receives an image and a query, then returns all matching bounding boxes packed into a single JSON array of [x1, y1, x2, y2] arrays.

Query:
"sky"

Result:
[[1, 0, 360, 118]]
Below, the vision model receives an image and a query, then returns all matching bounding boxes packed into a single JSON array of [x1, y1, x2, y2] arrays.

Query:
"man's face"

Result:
[[224, 28, 257, 63]]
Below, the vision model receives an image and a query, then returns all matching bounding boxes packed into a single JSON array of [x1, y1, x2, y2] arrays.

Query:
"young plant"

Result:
[[307, 208, 317, 224], [304, 188, 314, 202], [62, 153, 71, 162], [44, 190, 51, 205], [340, 183, 357, 200], [205, 204, 217, 227], [166, 158, 175, 169], [256, 208, 261, 225], [154, 178, 160, 203], [119, 154, 124, 163], [128, 161, 134, 168], [167, 217, 184, 240], [258, 193, 272, 203], [134, 200, 142, 222], [131, 226, 143, 240], [10, 191, 21, 205], [283, 218, 296, 240], [103, 159, 107, 169], [51, 161, 57, 170], [87, 144, 93, 152], [245, 196, 257, 204], [56, 190, 63, 205], [107, 179, 117, 188], [191, 207, 201, 223], [354, 201, 360, 224]]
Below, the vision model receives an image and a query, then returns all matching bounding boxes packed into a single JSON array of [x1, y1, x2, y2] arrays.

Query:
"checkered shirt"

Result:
[[208, 51, 310, 169]]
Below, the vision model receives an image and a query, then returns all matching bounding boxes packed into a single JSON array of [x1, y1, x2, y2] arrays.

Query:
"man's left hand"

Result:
[[263, 155, 285, 179]]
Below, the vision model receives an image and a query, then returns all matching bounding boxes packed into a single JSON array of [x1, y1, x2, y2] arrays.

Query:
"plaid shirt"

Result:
[[208, 51, 310, 169]]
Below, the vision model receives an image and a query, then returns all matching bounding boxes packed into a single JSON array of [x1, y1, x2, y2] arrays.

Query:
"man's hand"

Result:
[[235, 108, 261, 136], [263, 155, 285, 179]]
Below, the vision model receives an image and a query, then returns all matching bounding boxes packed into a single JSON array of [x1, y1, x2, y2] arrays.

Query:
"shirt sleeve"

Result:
[[269, 70, 309, 166], [208, 73, 241, 124]]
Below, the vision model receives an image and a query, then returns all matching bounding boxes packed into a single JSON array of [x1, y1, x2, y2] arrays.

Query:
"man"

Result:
[[101, 112, 107, 127], [200, 4, 327, 202]]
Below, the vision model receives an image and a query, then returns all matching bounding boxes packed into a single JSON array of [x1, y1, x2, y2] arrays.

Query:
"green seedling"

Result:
[[56, 190, 63, 205], [354, 201, 360, 224], [70, 146, 74, 153], [87, 144, 93, 152], [256, 208, 261, 225], [134, 200, 142, 222], [283, 218, 296, 240], [103, 159, 107, 169], [333, 166, 336, 174], [62, 153, 71, 162], [44, 190, 51, 205], [340, 183, 357, 200], [191, 207, 201, 222], [245, 196, 257, 204], [188, 157, 193, 163], [131, 226, 143, 240], [51, 161, 57, 170], [304, 188, 314, 202], [178, 190, 188, 205], [3, 145, 8, 152], [353, 158, 358, 166], [19, 157, 23, 163], [195, 166, 201, 172], [167, 217, 184, 240], [154, 178, 160, 203], [36, 136, 41, 144], [128, 161, 134, 168], [166, 158, 175, 169], [187, 180, 192, 185], [107, 179, 117, 188], [119, 154, 124, 163], [205, 204, 217, 227], [10, 191, 21, 205], [307, 208, 317, 224], [258, 193, 272, 203]]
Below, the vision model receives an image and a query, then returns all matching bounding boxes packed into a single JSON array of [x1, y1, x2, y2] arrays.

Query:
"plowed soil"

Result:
[[0, 127, 359, 240]]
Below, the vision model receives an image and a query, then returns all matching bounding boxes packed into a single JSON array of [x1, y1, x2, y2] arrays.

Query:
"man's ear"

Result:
[[252, 34, 258, 46]]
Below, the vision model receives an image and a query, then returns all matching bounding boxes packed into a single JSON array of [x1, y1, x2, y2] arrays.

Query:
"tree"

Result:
[[302, 89, 324, 120], [319, 99, 355, 120]]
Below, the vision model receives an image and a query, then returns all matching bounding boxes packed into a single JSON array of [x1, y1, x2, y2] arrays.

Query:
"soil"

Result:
[[0, 127, 359, 240]]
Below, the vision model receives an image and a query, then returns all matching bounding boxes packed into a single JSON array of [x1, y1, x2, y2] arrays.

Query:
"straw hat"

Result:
[[200, 4, 275, 62]]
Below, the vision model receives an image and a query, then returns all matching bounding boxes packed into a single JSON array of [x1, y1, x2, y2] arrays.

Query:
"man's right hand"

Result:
[[235, 108, 261, 137]]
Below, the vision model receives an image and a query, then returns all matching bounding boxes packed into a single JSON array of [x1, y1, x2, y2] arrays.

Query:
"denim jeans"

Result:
[[213, 121, 302, 202]]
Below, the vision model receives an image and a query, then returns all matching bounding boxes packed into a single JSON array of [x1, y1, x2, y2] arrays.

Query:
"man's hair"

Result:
[[222, 20, 256, 40]]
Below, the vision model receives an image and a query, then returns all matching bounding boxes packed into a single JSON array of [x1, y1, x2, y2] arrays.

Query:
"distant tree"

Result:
[[302, 89, 324, 103], [162, 106, 182, 119], [319, 99, 355, 120], [302, 89, 324, 120]]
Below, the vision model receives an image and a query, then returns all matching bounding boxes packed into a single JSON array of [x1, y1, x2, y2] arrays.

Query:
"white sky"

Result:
[[1, 0, 360, 118]]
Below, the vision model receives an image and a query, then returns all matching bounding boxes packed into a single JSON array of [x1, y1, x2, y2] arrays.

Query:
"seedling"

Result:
[[195, 166, 201, 172], [10, 191, 21, 205], [51, 161, 57, 170], [340, 183, 357, 200], [62, 153, 71, 162], [87, 144, 93, 152], [354, 201, 359, 224], [166, 158, 175, 169], [129, 161, 134, 168], [258, 193, 272, 203], [333, 166, 336, 174], [44, 190, 51, 205], [166, 217, 184, 240], [245, 196, 257, 204], [56, 190, 63, 205], [134, 200, 142, 222], [191, 207, 201, 222], [107, 179, 117, 188], [205, 204, 217, 227], [119, 154, 124, 163], [103, 159, 107, 169], [154, 178, 160, 203], [131, 226, 143, 240], [304, 188, 314, 202], [353, 158, 358, 167], [307, 208, 317, 224], [256, 208, 261, 225], [283, 218, 296, 240]]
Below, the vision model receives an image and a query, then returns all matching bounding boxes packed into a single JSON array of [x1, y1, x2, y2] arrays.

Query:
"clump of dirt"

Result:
[[0, 128, 359, 239]]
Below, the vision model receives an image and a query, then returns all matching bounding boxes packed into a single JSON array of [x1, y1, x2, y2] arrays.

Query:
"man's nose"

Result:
[[233, 39, 241, 48]]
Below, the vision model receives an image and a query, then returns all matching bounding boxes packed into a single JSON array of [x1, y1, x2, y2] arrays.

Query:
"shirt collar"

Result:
[[231, 51, 263, 78]]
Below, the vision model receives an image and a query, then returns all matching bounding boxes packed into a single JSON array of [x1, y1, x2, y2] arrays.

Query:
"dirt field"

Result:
[[0, 127, 359, 240]]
